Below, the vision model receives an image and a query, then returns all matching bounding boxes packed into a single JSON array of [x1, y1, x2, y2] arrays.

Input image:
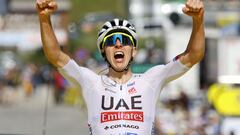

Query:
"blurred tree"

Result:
[[70, 0, 128, 22], [23, 48, 49, 65]]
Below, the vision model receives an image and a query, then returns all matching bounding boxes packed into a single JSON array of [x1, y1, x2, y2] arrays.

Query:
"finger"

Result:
[[37, 0, 52, 9], [41, 8, 54, 15], [182, 7, 189, 14], [36, 0, 43, 8], [183, 0, 190, 11], [196, 0, 204, 10], [187, 0, 197, 12], [48, 1, 57, 9], [185, 0, 193, 8], [198, 0, 204, 10], [183, 0, 192, 13], [37, 0, 47, 8], [45, 8, 53, 14], [195, 0, 204, 11], [36, 0, 42, 4], [183, 0, 204, 14], [193, 0, 200, 12], [185, 0, 193, 11]]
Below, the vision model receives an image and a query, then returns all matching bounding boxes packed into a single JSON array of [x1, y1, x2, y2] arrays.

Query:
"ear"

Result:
[[101, 49, 105, 57], [132, 47, 138, 58]]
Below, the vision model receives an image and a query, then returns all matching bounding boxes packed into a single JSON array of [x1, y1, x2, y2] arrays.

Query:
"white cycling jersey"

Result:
[[59, 58, 189, 135]]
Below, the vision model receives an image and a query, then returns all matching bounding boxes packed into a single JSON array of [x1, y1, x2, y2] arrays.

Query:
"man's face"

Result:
[[104, 39, 137, 71]]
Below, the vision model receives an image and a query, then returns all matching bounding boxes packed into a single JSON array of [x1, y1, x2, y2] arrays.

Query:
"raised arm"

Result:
[[36, 0, 70, 68], [178, 0, 205, 68]]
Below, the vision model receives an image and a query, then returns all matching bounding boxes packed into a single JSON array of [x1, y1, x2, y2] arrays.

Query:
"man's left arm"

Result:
[[178, 0, 205, 68]]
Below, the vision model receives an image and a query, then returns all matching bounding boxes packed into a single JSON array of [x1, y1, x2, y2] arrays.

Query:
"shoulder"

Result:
[[58, 59, 99, 80], [143, 64, 165, 75], [141, 59, 189, 77]]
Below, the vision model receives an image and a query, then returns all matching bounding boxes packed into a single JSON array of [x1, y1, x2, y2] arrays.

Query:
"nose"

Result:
[[115, 39, 122, 48]]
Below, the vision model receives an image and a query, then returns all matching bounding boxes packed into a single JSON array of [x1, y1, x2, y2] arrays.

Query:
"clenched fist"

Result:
[[36, 0, 57, 16], [182, 0, 204, 20]]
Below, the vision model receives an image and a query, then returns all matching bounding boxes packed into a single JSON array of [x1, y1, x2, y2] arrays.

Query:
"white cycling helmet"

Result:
[[97, 18, 138, 54]]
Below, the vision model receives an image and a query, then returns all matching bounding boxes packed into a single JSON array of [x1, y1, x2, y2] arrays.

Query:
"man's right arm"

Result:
[[36, 0, 70, 68]]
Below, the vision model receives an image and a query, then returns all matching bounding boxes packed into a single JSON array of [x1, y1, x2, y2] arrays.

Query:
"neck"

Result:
[[108, 68, 133, 84]]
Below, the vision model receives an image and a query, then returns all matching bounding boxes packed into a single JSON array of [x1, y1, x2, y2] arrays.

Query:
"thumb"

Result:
[[182, 7, 189, 14], [36, 0, 41, 4]]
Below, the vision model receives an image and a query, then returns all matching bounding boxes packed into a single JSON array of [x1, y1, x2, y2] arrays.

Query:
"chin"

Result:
[[112, 65, 127, 72]]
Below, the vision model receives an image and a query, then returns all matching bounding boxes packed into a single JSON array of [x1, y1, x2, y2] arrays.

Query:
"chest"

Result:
[[90, 80, 155, 111]]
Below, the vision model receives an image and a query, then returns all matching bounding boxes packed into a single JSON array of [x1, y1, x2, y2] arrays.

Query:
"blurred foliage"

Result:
[[21, 49, 49, 65], [138, 36, 165, 49], [69, 29, 99, 53], [69, 0, 128, 22]]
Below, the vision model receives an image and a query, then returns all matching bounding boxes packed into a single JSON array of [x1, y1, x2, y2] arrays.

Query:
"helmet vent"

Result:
[[119, 20, 123, 26], [110, 20, 116, 27]]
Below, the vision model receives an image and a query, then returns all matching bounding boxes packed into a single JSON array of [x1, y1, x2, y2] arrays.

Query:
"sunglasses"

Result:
[[102, 32, 135, 47]]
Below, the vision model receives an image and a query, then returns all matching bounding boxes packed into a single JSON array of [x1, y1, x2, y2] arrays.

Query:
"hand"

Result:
[[182, 0, 204, 20], [36, 0, 57, 16]]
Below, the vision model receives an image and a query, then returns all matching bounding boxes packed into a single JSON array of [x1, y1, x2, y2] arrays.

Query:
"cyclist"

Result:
[[36, 0, 205, 134]]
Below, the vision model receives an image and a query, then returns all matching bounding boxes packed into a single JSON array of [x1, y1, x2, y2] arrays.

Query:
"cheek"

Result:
[[104, 48, 113, 58], [126, 48, 134, 57]]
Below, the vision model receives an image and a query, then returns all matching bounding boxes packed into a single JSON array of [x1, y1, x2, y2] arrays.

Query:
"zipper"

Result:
[[120, 85, 122, 91]]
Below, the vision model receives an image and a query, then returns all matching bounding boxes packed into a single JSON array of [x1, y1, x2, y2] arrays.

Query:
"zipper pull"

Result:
[[120, 85, 122, 91]]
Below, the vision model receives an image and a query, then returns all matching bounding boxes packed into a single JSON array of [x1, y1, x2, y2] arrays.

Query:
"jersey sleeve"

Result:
[[57, 59, 99, 92], [162, 59, 190, 84], [143, 59, 190, 89]]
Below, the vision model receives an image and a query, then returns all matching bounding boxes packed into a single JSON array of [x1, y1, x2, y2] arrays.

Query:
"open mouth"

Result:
[[114, 51, 124, 61]]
